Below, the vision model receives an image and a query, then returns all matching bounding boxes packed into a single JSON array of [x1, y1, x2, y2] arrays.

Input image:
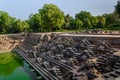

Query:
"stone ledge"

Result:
[[0, 49, 12, 53]]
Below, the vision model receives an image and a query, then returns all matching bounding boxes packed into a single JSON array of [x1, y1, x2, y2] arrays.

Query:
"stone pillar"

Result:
[[32, 46, 38, 58], [33, 51, 37, 58], [33, 46, 38, 52]]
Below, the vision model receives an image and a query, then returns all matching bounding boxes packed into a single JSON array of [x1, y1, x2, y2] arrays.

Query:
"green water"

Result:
[[0, 52, 32, 80]]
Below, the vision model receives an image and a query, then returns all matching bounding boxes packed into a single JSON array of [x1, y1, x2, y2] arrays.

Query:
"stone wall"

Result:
[[0, 33, 25, 51], [0, 32, 120, 80], [0, 32, 62, 51], [0, 32, 120, 52]]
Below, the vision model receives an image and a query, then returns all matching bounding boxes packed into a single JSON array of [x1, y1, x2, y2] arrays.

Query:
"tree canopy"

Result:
[[115, 0, 120, 14], [29, 13, 42, 32], [39, 4, 65, 31], [0, 1, 120, 34], [0, 11, 15, 33]]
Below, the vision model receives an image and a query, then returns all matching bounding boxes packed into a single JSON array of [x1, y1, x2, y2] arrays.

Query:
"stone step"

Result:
[[103, 74, 109, 78], [101, 55, 107, 57], [116, 62, 120, 66], [97, 59, 105, 62], [110, 72, 119, 77], [97, 62, 105, 65], [114, 66, 120, 69], [115, 70, 120, 75], [98, 57, 106, 60]]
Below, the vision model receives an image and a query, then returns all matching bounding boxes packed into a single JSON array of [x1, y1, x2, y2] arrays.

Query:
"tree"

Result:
[[13, 20, 22, 33], [13, 20, 29, 33], [63, 14, 73, 30], [115, 0, 120, 14], [114, 0, 120, 22], [29, 13, 43, 32], [90, 17, 98, 29], [84, 18, 92, 30], [102, 13, 115, 26], [22, 20, 29, 32], [0, 11, 15, 34], [39, 4, 65, 31], [96, 16, 106, 29], [75, 19, 83, 31], [69, 18, 76, 30], [75, 11, 93, 30]]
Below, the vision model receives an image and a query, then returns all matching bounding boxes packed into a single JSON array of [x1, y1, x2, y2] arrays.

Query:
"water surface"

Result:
[[0, 52, 32, 80]]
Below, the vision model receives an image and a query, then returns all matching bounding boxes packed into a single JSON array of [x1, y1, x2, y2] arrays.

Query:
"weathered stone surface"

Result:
[[0, 32, 120, 80]]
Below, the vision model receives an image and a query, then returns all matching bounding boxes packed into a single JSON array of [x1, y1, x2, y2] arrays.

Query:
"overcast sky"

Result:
[[0, 0, 118, 20]]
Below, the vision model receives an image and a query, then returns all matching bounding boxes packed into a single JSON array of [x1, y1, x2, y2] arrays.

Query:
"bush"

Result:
[[107, 23, 120, 30]]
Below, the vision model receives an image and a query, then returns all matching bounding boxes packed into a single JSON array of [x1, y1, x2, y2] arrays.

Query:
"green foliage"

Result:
[[90, 17, 98, 29], [13, 20, 29, 33], [95, 16, 106, 29], [0, 2, 120, 34], [29, 13, 43, 32], [63, 14, 73, 30], [75, 11, 93, 30], [107, 23, 120, 30], [115, 0, 120, 14], [0, 11, 15, 34], [102, 13, 115, 26], [69, 18, 76, 30], [39, 4, 65, 31], [75, 19, 83, 31]]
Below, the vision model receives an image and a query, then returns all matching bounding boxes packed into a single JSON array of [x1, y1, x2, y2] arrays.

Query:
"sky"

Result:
[[0, 0, 118, 20]]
